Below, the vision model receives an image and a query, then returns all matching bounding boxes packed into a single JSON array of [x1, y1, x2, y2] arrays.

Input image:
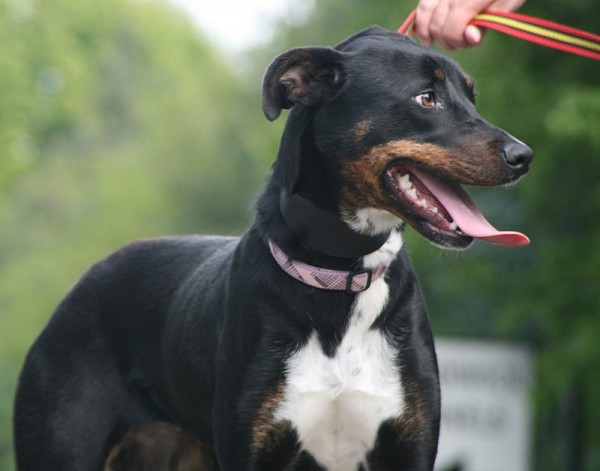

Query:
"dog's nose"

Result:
[[502, 140, 534, 170]]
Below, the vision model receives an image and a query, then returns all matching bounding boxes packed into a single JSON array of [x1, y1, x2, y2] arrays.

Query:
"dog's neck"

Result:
[[279, 191, 390, 259]]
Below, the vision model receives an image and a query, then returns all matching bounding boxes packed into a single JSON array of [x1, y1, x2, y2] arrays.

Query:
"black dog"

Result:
[[14, 26, 532, 471]]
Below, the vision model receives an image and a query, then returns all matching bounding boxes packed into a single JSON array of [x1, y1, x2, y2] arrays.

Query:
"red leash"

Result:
[[398, 9, 600, 60]]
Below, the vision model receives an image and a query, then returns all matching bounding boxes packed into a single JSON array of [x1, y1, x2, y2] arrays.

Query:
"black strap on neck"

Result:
[[279, 191, 390, 259]]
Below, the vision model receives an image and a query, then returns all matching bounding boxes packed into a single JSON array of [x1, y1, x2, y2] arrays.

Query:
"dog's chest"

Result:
[[275, 274, 404, 471]]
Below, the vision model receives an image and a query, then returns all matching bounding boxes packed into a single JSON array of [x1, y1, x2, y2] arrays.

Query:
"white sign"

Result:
[[434, 338, 533, 471]]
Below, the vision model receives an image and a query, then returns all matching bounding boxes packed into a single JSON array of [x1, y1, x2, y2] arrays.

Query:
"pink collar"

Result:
[[268, 240, 388, 293]]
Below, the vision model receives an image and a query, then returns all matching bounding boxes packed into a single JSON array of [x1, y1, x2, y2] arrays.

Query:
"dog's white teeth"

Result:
[[399, 174, 412, 190], [395, 173, 447, 220], [449, 222, 458, 231]]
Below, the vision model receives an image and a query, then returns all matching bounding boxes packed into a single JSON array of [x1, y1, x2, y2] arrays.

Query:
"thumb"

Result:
[[464, 24, 483, 45]]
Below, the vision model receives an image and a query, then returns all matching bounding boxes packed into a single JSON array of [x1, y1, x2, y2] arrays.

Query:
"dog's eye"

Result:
[[415, 91, 442, 109]]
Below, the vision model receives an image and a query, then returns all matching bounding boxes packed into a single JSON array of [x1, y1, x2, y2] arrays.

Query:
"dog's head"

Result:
[[263, 26, 533, 250]]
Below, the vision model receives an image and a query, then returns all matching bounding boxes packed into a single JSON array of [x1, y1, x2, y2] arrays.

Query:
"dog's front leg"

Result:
[[213, 365, 305, 470]]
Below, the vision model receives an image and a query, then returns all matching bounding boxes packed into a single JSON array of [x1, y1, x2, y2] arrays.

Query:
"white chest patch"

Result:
[[274, 232, 405, 471]]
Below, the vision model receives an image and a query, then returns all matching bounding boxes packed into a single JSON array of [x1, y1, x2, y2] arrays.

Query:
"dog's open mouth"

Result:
[[385, 164, 530, 248]]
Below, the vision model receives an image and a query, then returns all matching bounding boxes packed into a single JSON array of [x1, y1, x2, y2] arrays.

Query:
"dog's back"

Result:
[[14, 235, 238, 469]]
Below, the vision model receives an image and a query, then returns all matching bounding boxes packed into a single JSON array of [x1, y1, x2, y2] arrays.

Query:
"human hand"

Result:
[[415, 0, 527, 49]]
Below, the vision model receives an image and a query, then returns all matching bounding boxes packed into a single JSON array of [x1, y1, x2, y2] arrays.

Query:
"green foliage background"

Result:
[[1, 0, 598, 469]]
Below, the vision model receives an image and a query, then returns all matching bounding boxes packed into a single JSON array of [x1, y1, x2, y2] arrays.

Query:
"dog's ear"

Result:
[[262, 47, 344, 121]]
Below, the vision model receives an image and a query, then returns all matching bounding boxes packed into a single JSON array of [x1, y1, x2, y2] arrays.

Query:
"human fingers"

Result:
[[415, 0, 527, 49], [441, 0, 527, 49], [426, 0, 455, 50], [415, 0, 440, 47], [464, 24, 483, 46], [440, 0, 493, 49], [487, 0, 527, 12]]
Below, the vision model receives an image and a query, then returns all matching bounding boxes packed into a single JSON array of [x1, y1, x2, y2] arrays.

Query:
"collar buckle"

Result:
[[346, 269, 373, 293]]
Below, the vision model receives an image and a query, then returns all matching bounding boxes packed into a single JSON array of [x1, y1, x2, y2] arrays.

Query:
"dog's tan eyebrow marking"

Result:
[[434, 68, 446, 81], [353, 120, 372, 141], [465, 76, 475, 89]]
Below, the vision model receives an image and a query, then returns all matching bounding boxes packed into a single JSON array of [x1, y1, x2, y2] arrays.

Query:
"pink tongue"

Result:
[[411, 169, 530, 247]]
